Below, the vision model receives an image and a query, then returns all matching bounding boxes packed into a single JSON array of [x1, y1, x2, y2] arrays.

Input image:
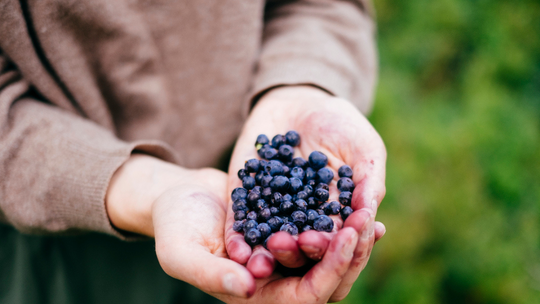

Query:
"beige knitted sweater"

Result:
[[0, 0, 377, 237]]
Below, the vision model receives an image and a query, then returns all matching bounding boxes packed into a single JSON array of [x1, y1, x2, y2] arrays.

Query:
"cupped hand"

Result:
[[225, 86, 387, 301]]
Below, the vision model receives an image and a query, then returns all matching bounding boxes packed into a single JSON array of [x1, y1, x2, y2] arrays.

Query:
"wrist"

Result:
[[105, 154, 189, 237]]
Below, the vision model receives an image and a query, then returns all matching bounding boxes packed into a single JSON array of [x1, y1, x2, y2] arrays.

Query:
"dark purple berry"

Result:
[[258, 208, 272, 223], [302, 225, 313, 232], [316, 209, 325, 216], [247, 211, 258, 221], [296, 190, 309, 201], [280, 200, 295, 214], [271, 192, 283, 205], [258, 144, 271, 158], [256, 199, 269, 211], [233, 220, 245, 232], [337, 177, 355, 192], [245, 159, 260, 173], [278, 145, 294, 162], [264, 148, 279, 160], [245, 228, 262, 246], [306, 209, 319, 225], [234, 210, 247, 221], [309, 151, 328, 170], [252, 186, 262, 193], [259, 159, 269, 169], [305, 167, 317, 181], [314, 188, 329, 202], [339, 191, 352, 206], [255, 134, 270, 148], [238, 169, 248, 179], [270, 206, 280, 216], [271, 134, 286, 148], [289, 177, 303, 193], [327, 201, 341, 215], [282, 165, 290, 176], [316, 183, 329, 191], [265, 160, 284, 176], [255, 170, 265, 184], [232, 199, 248, 212], [316, 168, 334, 185], [307, 197, 318, 209], [247, 191, 261, 204], [280, 223, 299, 235], [267, 216, 284, 231], [338, 165, 353, 178], [313, 215, 334, 232], [231, 187, 248, 202], [261, 187, 273, 201], [295, 199, 308, 212], [270, 176, 290, 192], [244, 219, 258, 233], [292, 157, 308, 168], [291, 210, 307, 227], [290, 167, 305, 180], [285, 130, 301, 147], [307, 179, 316, 187], [283, 193, 292, 201], [303, 185, 314, 196], [263, 234, 273, 249], [242, 176, 256, 190], [260, 175, 273, 188], [341, 206, 353, 221], [258, 223, 272, 239], [319, 202, 331, 215]]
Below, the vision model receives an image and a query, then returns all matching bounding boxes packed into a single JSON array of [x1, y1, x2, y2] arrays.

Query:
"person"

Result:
[[0, 0, 386, 303]]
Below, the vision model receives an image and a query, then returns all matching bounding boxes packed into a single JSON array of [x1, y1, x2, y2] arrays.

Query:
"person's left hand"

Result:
[[225, 85, 387, 301]]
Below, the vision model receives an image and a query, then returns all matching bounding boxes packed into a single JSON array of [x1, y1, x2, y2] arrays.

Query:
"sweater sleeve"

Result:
[[0, 53, 178, 238], [251, 0, 378, 114]]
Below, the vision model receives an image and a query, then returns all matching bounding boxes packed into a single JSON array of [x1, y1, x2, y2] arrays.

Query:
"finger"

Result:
[[298, 230, 332, 260], [156, 240, 256, 298], [374, 221, 386, 243], [225, 203, 252, 264], [329, 210, 375, 302], [267, 231, 308, 268], [297, 227, 358, 301], [246, 245, 276, 279]]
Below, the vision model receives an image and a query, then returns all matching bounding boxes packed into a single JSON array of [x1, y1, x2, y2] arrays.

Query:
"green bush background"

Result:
[[342, 0, 540, 303]]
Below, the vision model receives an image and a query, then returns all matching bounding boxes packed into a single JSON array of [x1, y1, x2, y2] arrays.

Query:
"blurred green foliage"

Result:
[[343, 0, 540, 303]]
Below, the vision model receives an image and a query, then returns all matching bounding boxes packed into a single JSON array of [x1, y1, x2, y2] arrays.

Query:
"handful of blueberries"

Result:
[[232, 130, 356, 248]]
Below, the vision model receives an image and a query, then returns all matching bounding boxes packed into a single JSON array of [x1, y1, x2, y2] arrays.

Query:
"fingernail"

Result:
[[222, 273, 246, 298], [360, 220, 374, 242], [341, 232, 357, 259]]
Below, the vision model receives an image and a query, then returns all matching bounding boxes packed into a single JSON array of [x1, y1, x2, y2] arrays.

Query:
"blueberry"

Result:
[[244, 219, 258, 232], [256, 199, 269, 211], [316, 183, 329, 191], [245, 159, 260, 173], [306, 209, 319, 225], [307, 179, 316, 187], [259, 187, 271, 201], [281, 216, 289, 224], [305, 167, 317, 181], [257, 144, 271, 158], [290, 167, 305, 180], [341, 206, 353, 221], [265, 160, 285, 176], [316, 209, 325, 216], [255, 134, 270, 149], [339, 191, 352, 206], [232, 199, 248, 212], [255, 170, 265, 184], [283, 193, 292, 201], [309, 151, 328, 170], [302, 225, 313, 232], [280, 200, 295, 214], [258, 208, 272, 223], [278, 145, 294, 162], [307, 197, 318, 209], [234, 210, 246, 221], [260, 175, 272, 188], [319, 202, 331, 215], [327, 201, 341, 215], [264, 148, 279, 160], [291, 210, 307, 227], [259, 159, 269, 169], [280, 223, 299, 236], [338, 165, 353, 178], [337, 177, 355, 192], [295, 199, 308, 212], [296, 190, 309, 201], [271, 134, 286, 148], [247, 211, 258, 221], [231, 187, 248, 202], [292, 157, 308, 168], [237, 169, 248, 179], [270, 206, 280, 216], [258, 223, 272, 239], [267, 216, 284, 231], [282, 165, 290, 176], [313, 215, 334, 232], [263, 234, 273, 250], [271, 192, 283, 205], [245, 228, 262, 246], [314, 188, 329, 202], [270, 176, 290, 192], [285, 130, 301, 147], [242, 176, 256, 190], [316, 168, 334, 185], [247, 191, 261, 205], [233, 220, 245, 232], [289, 177, 303, 193], [303, 185, 314, 196], [252, 186, 262, 194]]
